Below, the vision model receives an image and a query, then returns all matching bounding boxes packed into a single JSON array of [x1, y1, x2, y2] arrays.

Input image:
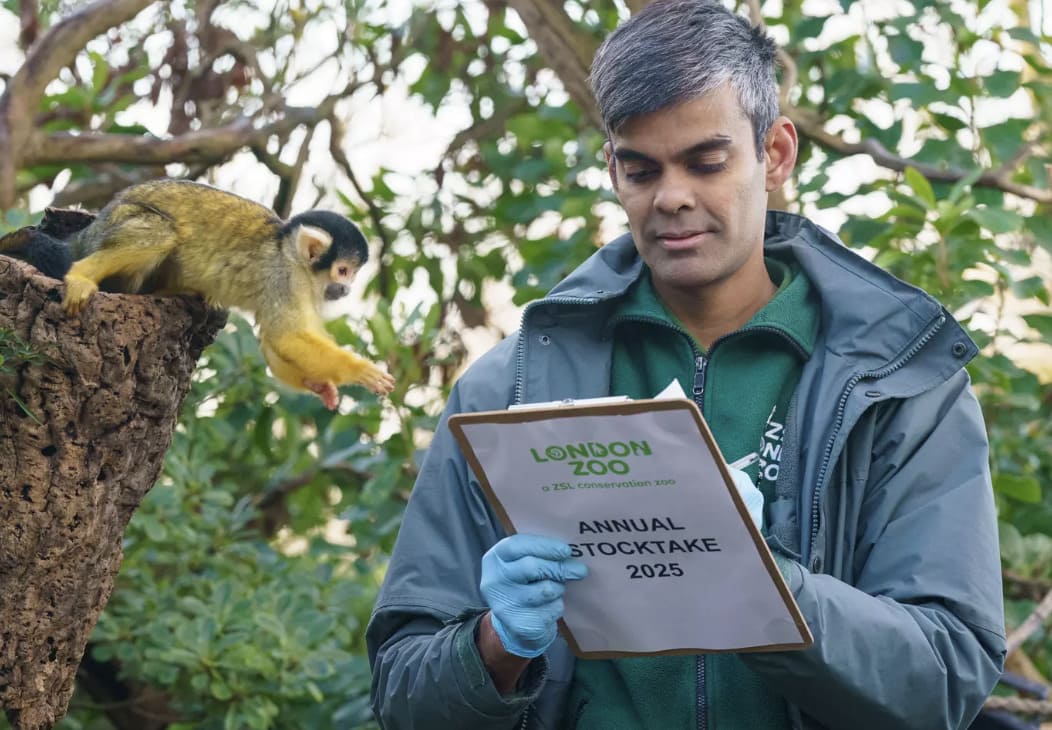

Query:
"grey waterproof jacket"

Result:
[[367, 212, 1006, 730]]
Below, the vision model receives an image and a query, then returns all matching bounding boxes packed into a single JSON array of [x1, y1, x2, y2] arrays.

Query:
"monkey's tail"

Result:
[[0, 228, 74, 279]]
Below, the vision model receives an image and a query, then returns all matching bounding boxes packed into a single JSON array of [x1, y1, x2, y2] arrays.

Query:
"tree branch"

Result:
[[253, 461, 373, 537], [1007, 586, 1052, 655], [743, 0, 796, 105], [328, 116, 393, 300], [789, 111, 1052, 203], [504, 0, 602, 129], [51, 162, 214, 209], [0, 0, 156, 207], [24, 106, 326, 166], [266, 125, 315, 218], [443, 97, 531, 167], [18, 0, 40, 49]]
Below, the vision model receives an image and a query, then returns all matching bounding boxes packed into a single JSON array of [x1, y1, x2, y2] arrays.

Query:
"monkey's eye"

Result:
[[338, 266, 349, 277]]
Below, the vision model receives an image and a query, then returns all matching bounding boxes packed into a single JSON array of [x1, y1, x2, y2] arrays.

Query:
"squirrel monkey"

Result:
[[36, 180, 394, 409]]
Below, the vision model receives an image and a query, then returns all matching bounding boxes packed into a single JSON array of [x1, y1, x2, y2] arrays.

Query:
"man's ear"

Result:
[[295, 225, 332, 262], [604, 140, 619, 193], [764, 116, 798, 192]]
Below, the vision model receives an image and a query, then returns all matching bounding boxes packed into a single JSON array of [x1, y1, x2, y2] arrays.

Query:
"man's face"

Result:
[[605, 84, 780, 302]]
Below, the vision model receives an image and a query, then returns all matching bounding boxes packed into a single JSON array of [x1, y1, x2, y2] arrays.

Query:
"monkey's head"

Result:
[[281, 211, 369, 301]]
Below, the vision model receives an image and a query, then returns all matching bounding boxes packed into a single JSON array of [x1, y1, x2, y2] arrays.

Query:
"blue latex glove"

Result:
[[480, 534, 589, 658], [729, 466, 764, 530]]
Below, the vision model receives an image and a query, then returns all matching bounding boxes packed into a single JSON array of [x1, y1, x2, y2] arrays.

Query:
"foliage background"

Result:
[[0, 0, 1049, 727]]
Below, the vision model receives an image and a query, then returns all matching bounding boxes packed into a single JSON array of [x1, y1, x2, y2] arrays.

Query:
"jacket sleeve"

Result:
[[745, 371, 1006, 729], [366, 380, 548, 730]]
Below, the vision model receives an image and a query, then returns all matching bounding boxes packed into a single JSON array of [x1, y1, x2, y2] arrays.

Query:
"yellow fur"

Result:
[[61, 180, 394, 405]]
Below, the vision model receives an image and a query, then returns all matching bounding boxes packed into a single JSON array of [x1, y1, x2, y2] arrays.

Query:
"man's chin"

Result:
[[648, 264, 723, 292]]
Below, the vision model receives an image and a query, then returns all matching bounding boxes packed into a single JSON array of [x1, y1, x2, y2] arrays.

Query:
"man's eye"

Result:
[[624, 168, 657, 182], [689, 157, 728, 174]]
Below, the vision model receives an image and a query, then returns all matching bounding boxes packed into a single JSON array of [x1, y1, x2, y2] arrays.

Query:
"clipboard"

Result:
[[449, 397, 813, 658]]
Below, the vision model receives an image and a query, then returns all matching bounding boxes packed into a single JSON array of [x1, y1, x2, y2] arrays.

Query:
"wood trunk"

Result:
[[0, 256, 224, 729]]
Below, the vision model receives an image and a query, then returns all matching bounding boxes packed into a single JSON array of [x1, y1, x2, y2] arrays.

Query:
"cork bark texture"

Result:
[[0, 256, 225, 729]]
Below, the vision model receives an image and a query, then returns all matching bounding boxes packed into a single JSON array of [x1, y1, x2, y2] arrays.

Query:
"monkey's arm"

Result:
[[259, 327, 395, 409]]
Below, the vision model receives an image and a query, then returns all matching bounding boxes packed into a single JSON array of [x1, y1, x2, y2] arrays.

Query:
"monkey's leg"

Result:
[[259, 338, 341, 410], [63, 246, 172, 315], [262, 329, 395, 397]]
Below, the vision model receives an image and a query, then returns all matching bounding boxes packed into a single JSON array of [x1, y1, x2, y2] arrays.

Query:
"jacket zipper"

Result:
[[513, 295, 599, 405], [519, 310, 805, 730], [615, 314, 710, 728], [692, 350, 708, 730], [807, 313, 947, 562], [693, 354, 708, 400]]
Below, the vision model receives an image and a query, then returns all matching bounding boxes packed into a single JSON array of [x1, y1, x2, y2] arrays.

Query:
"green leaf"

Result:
[[302, 654, 335, 679], [143, 517, 168, 542], [967, 206, 1024, 234], [888, 34, 924, 66], [995, 474, 1041, 503], [930, 111, 967, 132], [889, 81, 940, 106], [1023, 314, 1052, 341], [946, 169, 983, 205], [904, 167, 936, 209], [1008, 27, 1041, 44], [89, 51, 109, 94], [984, 70, 1021, 98], [255, 613, 286, 639], [793, 15, 830, 41], [211, 678, 233, 701], [998, 520, 1025, 566], [981, 118, 1033, 167], [1027, 215, 1052, 255], [1012, 276, 1049, 304]]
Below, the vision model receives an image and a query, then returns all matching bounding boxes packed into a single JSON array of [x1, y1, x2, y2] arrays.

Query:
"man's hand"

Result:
[[729, 466, 764, 529], [480, 534, 589, 659]]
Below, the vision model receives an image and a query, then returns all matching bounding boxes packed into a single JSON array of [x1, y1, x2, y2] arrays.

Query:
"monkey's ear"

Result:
[[295, 225, 333, 262]]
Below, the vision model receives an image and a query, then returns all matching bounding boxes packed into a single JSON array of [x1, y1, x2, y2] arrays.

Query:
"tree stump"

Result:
[[0, 256, 225, 729]]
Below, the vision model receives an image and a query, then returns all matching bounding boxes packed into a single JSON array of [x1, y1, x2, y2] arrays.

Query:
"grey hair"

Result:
[[589, 0, 779, 160]]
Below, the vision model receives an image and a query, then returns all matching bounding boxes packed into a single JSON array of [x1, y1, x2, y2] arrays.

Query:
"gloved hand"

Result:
[[729, 466, 764, 530], [480, 534, 589, 658]]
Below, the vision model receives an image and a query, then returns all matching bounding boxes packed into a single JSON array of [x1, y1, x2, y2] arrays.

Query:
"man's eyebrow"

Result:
[[612, 135, 734, 163]]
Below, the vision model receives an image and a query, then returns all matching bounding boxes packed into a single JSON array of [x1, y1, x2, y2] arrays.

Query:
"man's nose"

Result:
[[652, 170, 695, 214]]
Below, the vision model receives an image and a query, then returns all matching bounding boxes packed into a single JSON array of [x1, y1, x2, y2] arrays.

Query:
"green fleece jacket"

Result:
[[568, 256, 820, 730]]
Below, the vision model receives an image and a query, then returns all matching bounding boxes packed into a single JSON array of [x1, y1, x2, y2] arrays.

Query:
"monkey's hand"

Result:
[[356, 362, 396, 396], [63, 273, 99, 315]]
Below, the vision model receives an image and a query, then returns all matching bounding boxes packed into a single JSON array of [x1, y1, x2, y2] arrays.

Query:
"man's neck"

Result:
[[656, 264, 778, 351]]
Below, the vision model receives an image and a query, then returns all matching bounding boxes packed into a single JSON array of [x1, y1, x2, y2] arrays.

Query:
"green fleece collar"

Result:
[[606, 258, 819, 357]]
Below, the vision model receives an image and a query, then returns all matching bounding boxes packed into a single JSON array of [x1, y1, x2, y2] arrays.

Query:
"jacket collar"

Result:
[[532, 210, 971, 376]]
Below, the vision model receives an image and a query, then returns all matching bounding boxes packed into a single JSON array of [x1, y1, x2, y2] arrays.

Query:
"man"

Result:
[[367, 1, 1006, 727]]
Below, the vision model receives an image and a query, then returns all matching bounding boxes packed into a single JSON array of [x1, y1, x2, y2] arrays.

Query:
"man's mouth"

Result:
[[655, 230, 713, 251]]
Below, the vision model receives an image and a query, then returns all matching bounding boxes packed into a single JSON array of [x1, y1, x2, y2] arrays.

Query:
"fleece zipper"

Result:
[[692, 351, 709, 730]]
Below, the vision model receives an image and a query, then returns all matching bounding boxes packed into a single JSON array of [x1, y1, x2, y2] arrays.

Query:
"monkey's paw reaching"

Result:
[[63, 275, 99, 315], [361, 365, 396, 396]]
